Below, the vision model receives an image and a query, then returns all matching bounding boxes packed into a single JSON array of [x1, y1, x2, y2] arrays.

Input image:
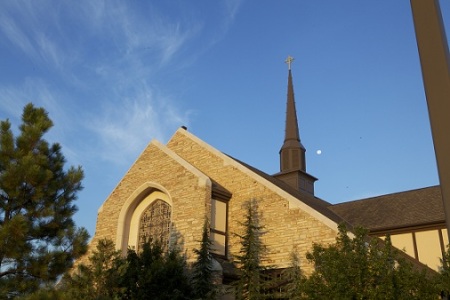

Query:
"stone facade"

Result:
[[91, 139, 211, 258], [87, 128, 339, 275]]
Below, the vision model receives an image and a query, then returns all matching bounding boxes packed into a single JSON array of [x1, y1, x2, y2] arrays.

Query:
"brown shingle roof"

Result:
[[228, 155, 347, 227], [329, 186, 443, 232], [225, 154, 438, 273], [227, 154, 443, 234]]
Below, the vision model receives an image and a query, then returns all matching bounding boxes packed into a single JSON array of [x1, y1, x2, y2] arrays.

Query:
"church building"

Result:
[[89, 57, 446, 278]]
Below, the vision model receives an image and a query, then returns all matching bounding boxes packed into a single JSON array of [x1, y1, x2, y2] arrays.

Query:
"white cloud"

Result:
[[225, 0, 243, 22], [86, 85, 191, 165], [0, 0, 237, 77], [0, 0, 241, 169], [67, 0, 201, 66], [0, 14, 36, 60], [0, 78, 82, 164], [0, 79, 58, 120], [35, 33, 65, 71]]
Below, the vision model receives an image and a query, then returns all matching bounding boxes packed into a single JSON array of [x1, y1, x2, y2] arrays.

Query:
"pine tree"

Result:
[[61, 238, 192, 300], [0, 103, 89, 298], [191, 219, 216, 300], [123, 240, 192, 300], [62, 239, 125, 300], [280, 249, 306, 299], [234, 199, 271, 300]]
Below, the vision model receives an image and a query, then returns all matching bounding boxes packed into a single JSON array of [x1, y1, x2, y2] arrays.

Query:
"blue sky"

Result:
[[1, 1, 448, 238]]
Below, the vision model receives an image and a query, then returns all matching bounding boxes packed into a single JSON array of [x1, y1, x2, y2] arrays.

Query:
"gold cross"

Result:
[[285, 55, 294, 70]]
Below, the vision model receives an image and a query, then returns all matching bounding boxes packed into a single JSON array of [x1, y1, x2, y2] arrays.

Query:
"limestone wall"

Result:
[[87, 139, 211, 262], [167, 130, 337, 274], [84, 128, 339, 275]]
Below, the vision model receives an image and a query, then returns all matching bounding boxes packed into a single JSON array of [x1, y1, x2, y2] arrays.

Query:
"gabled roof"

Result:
[[167, 129, 436, 272], [170, 128, 342, 232], [232, 157, 437, 272], [229, 155, 347, 227], [328, 186, 444, 233]]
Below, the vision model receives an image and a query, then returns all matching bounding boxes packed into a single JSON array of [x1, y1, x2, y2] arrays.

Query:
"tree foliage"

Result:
[[61, 239, 192, 300], [191, 219, 217, 300], [62, 239, 125, 300], [0, 103, 89, 298], [21, 221, 448, 299], [304, 224, 437, 300], [279, 249, 306, 299], [125, 240, 192, 300], [435, 245, 450, 298], [234, 199, 273, 300]]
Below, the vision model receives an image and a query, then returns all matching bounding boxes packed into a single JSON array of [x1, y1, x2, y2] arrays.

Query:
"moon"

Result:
[[316, 150, 322, 155]]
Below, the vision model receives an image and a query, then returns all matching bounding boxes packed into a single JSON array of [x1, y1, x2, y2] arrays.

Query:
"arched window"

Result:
[[123, 189, 172, 253], [138, 199, 171, 251]]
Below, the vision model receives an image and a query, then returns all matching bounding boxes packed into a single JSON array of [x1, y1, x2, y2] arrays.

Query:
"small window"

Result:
[[211, 198, 228, 256]]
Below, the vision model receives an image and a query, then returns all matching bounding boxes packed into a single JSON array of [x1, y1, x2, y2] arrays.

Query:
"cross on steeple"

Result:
[[285, 55, 295, 70], [274, 56, 317, 195]]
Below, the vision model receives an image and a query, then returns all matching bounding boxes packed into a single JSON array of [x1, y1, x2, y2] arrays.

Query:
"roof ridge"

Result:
[[169, 128, 344, 232], [331, 185, 440, 207]]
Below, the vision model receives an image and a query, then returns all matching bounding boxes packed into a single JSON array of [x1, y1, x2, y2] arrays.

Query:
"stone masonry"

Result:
[[85, 128, 339, 275]]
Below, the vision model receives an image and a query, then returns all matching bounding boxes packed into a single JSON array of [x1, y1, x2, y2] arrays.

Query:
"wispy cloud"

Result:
[[68, 0, 202, 67], [86, 85, 192, 165], [0, 79, 60, 121], [225, 0, 243, 22], [0, 0, 241, 168], [35, 33, 65, 70], [0, 78, 81, 163], [0, 14, 36, 60]]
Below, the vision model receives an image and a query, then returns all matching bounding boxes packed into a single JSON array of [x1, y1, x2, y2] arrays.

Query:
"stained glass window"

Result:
[[138, 199, 171, 252]]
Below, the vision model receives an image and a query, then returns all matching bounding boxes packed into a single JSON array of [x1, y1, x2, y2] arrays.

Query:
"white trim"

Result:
[[152, 140, 211, 188], [115, 140, 212, 254], [115, 182, 172, 254]]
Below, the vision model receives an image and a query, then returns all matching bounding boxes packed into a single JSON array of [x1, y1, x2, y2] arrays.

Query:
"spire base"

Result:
[[273, 170, 317, 195]]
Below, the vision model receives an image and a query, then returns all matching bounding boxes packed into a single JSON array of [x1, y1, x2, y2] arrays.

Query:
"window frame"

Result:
[[210, 187, 231, 258]]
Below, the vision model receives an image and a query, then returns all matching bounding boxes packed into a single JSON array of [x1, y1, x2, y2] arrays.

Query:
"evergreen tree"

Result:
[[62, 239, 126, 300], [436, 245, 450, 299], [0, 103, 89, 298], [280, 248, 306, 299], [191, 219, 216, 300], [120, 249, 140, 300], [234, 199, 271, 300], [304, 224, 437, 299], [60, 238, 192, 300], [122, 240, 192, 300]]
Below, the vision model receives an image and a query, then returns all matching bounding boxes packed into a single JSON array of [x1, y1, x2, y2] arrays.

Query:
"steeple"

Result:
[[273, 56, 317, 195], [280, 56, 306, 172]]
